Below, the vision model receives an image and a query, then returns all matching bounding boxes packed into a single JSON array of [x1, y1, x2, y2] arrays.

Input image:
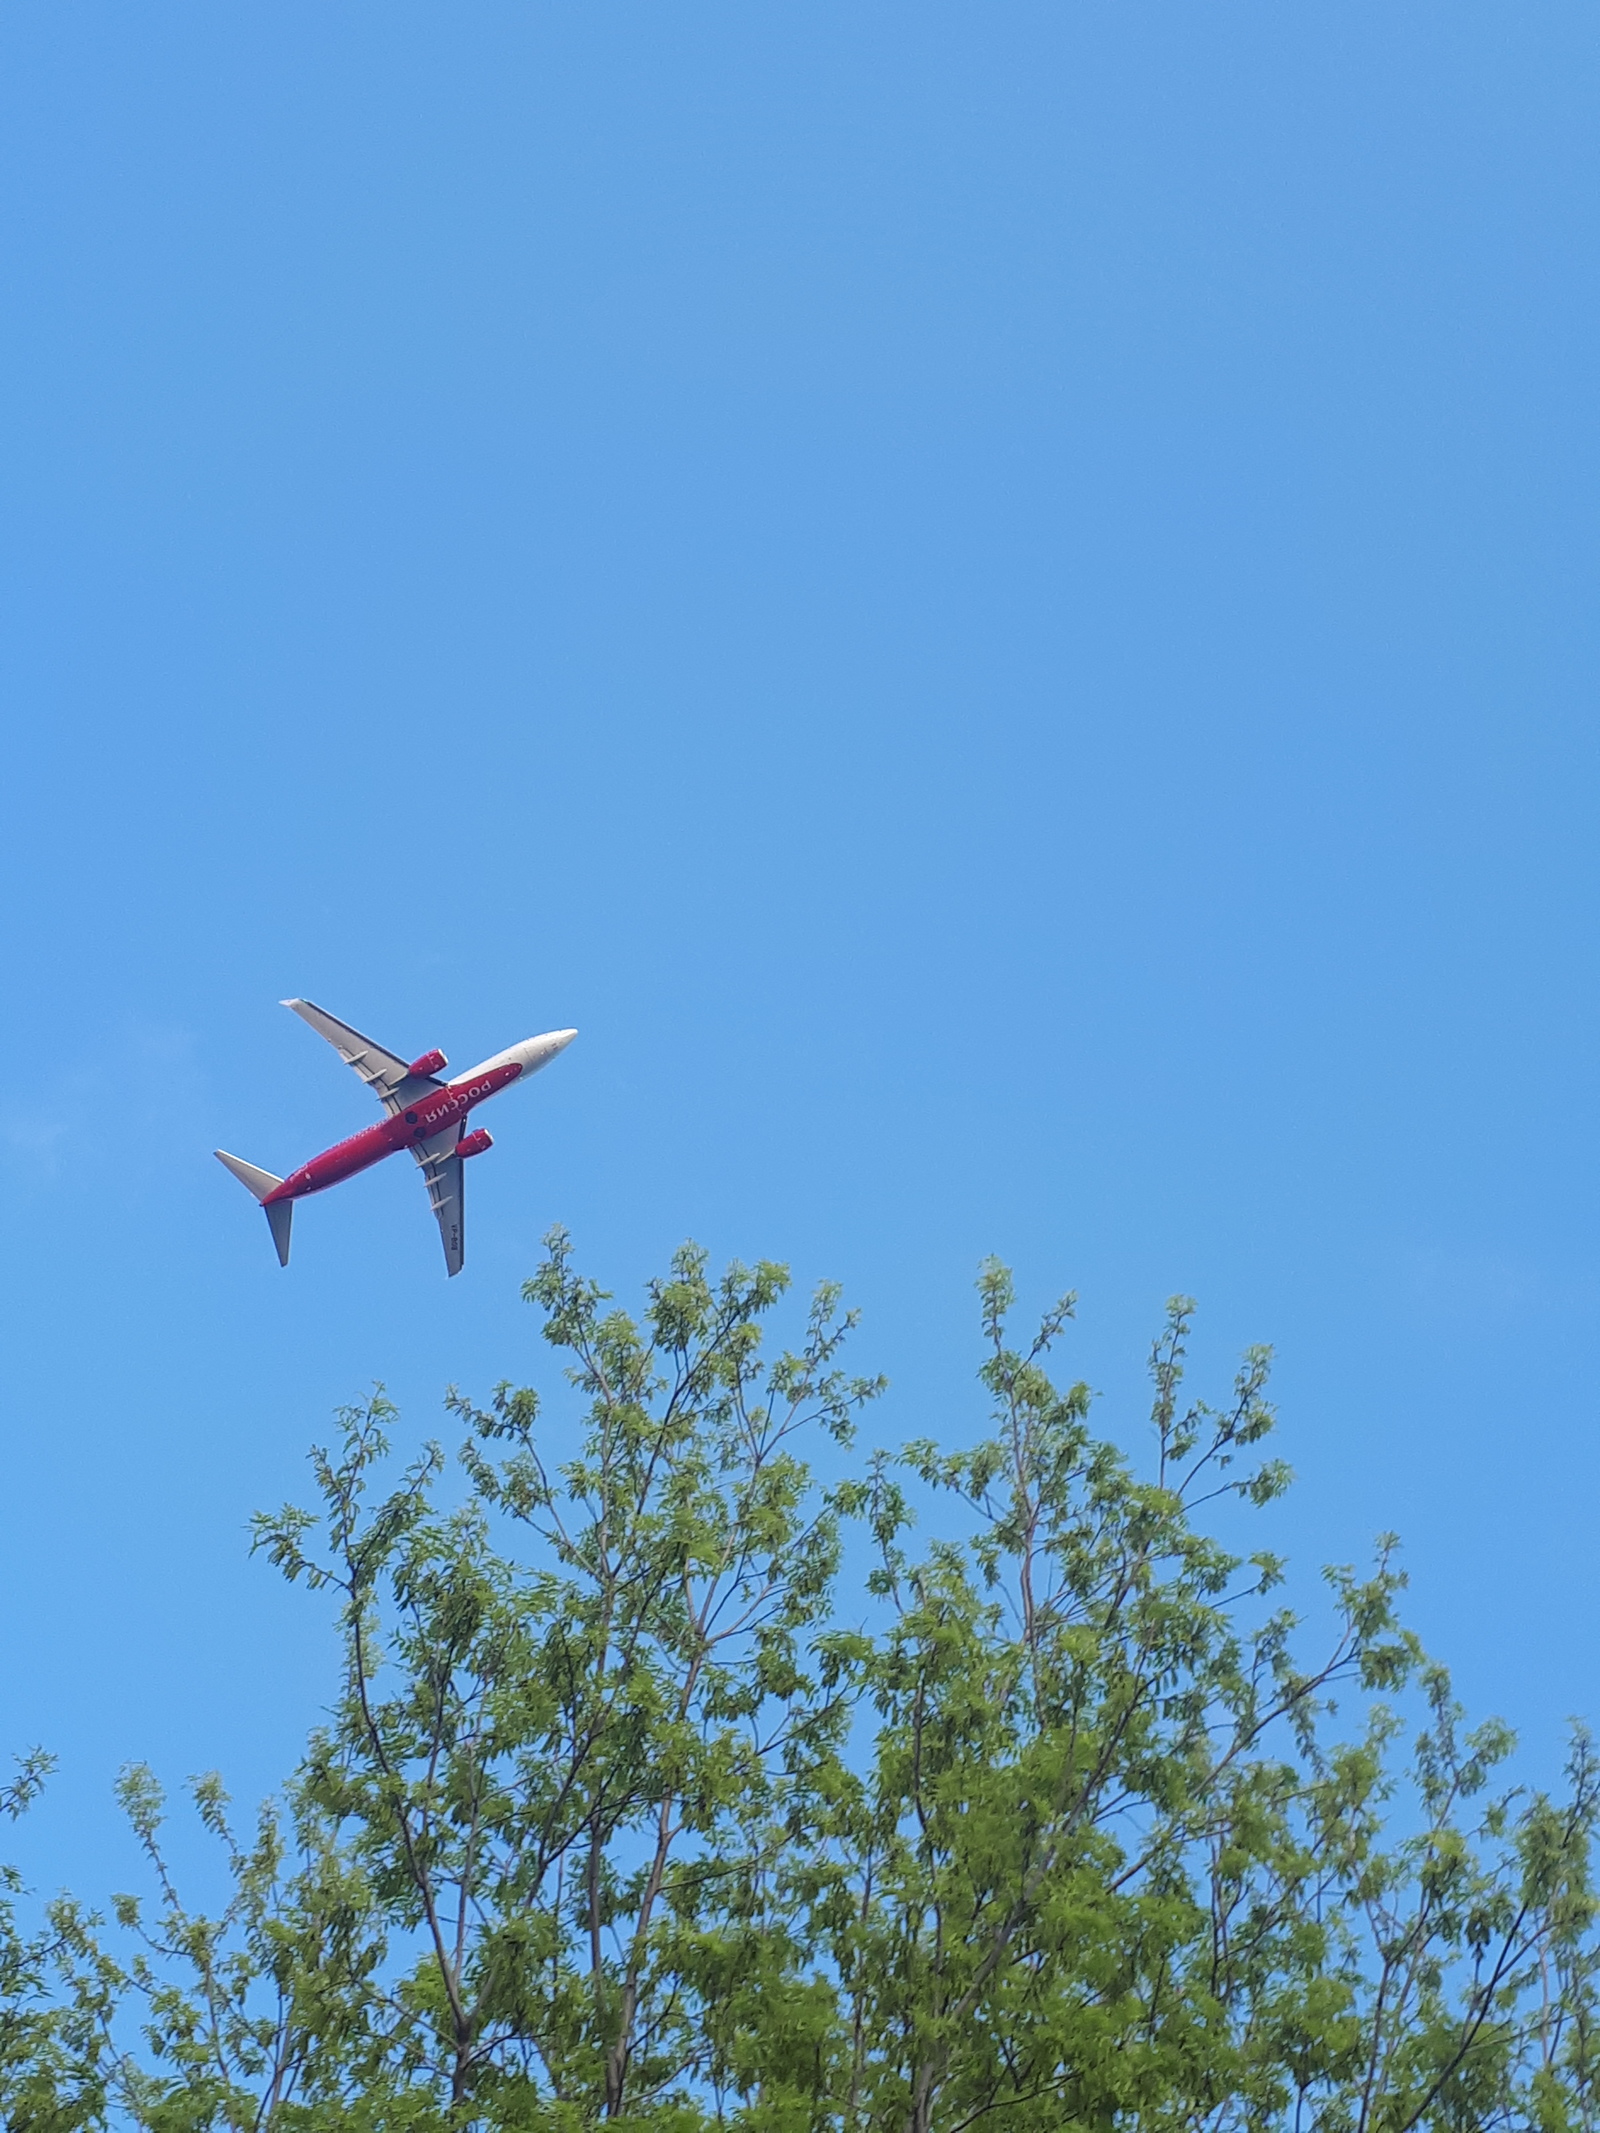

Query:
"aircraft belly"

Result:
[[301, 1123, 399, 1193]]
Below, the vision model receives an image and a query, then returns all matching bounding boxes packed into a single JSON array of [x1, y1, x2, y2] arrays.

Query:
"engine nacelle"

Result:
[[406, 1048, 448, 1079], [456, 1128, 493, 1160]]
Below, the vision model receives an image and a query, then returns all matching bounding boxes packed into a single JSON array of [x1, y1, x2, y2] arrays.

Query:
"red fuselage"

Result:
[[265, 1059, 525, 1204]]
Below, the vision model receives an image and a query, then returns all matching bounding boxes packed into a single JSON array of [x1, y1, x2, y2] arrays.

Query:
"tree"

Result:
[[0, 1752, 119, 2133], [9, 1230, 1600, 2130], [792, 1266, 1600, 2133], [247, 1229, 881, 2127]]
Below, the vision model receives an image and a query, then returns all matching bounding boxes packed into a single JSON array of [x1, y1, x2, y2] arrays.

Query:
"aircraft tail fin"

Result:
[[215, 1150, 293, 1267]]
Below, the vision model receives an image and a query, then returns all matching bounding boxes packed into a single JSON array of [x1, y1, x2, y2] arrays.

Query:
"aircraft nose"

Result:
[[527, 1028, 576, 1069]]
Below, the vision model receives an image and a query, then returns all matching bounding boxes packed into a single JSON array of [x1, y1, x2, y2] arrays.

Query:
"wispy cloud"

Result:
[[1388, 1243, 1600, 1328], [0, 1021, 205, 1187]]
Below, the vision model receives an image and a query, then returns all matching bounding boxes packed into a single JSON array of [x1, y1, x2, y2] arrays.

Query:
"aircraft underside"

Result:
[[215, 999, 575, 1276]]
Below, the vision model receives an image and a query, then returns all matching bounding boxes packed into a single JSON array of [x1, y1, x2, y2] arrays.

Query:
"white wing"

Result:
[[283, 998, 441, 1116], [412, 1124, 465, 1277]]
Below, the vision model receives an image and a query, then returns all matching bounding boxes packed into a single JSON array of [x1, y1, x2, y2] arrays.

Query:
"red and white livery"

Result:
[[216, 999, 576, 1276]]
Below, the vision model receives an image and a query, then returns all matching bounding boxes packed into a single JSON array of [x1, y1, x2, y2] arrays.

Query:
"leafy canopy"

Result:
[[4, 1230, 1597, 2133]]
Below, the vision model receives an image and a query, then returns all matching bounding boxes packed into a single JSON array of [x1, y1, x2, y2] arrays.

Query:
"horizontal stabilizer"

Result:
[[264, 1198, 293, 1268], [215, 1149, 283, 1201]]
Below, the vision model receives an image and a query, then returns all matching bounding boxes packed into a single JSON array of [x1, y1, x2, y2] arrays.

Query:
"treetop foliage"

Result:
[[4, 1228, 1596, 2132]]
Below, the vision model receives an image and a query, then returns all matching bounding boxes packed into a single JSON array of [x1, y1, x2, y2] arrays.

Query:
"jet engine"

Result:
[[457, 1128, 494, 1159], [406, 1048, 448, 1078]]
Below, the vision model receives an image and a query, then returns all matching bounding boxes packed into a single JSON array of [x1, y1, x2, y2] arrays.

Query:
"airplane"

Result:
[[215, 999, 576, 1276]]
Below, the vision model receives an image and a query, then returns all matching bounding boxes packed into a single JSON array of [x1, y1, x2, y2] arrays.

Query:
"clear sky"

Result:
[[5, 3, 1600, 1898]]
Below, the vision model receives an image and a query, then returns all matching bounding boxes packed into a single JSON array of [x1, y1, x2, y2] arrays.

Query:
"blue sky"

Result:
[[5, 2, 1600, 1898]]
